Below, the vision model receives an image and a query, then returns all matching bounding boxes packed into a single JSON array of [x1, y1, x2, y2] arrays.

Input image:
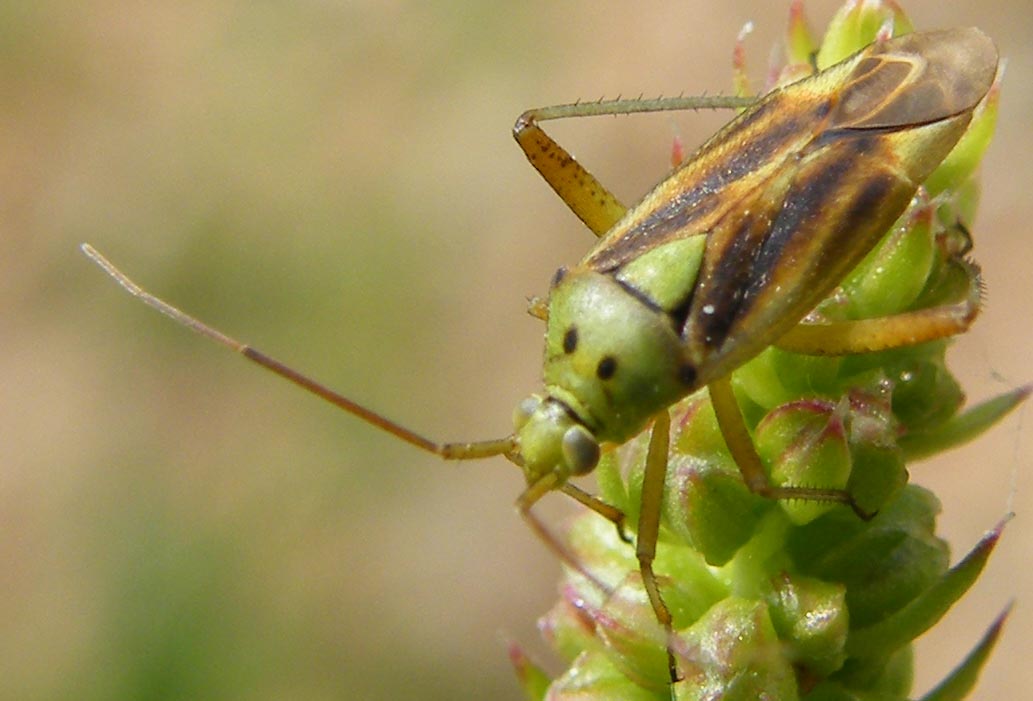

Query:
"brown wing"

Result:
[[584, 29, 996, 275], [582, 82, 837, 273], [580, 28, 996, 382], [682, 28, 997, 383]]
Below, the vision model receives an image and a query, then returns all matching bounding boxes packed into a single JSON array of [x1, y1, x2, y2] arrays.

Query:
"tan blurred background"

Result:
[[2, 1, 1030, 699]]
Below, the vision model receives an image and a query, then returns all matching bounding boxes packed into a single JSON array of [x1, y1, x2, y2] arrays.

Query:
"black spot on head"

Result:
[[678, 363, 697, 386], [596, 355, 617, 380], [563, 327, 578, 354]]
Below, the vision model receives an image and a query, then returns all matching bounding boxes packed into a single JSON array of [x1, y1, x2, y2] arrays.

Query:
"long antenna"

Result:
[[82, 243, 633, 602], [80, 243, 516, 462]]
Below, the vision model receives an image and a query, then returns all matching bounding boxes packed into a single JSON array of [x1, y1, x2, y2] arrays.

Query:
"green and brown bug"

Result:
[[82, 26, 997, 684]]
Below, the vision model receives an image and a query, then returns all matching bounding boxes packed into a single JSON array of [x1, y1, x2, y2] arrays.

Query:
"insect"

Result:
[[83, 27, 997, 685]]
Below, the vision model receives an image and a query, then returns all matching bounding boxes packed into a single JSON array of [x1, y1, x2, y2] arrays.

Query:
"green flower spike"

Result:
[[512, 2, 1020, 700]]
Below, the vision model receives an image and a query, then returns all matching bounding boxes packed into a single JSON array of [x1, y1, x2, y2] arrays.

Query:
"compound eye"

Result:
[[550, 266, 568, 289], [561, 425, 600, 476]]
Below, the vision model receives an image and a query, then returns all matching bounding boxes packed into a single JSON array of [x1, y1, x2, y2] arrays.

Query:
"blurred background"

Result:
[[2, 1, 1030, 699]]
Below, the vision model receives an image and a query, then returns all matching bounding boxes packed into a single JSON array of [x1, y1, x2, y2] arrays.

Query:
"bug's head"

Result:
[[512, 393, 600, 485], [512, 268, 691, 485]]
